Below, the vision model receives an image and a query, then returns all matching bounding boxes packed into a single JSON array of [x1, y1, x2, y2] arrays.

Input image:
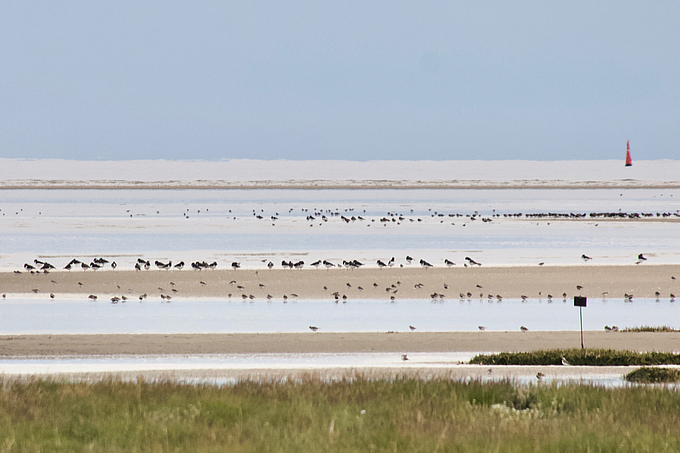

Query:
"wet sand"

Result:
[[1, 265, 678, 301], [1, 331, 678, 357]]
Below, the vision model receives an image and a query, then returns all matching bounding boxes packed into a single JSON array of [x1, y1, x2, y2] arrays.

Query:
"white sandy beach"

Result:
[[1, 159, 680, 189]]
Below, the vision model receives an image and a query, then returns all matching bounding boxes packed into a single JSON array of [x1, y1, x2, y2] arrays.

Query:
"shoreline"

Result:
[[2, 180, 680, 190], [2, 265, 678, 300], [1, 331, 679, 357]]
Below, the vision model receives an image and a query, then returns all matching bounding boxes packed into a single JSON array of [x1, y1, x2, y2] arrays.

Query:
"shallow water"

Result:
[[0, 352, 669, 389], [0, 297, 676, 335], [1, 188, 679, 271]]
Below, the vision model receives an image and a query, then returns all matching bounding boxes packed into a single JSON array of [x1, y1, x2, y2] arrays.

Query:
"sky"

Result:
[[1, 1, 679, 161]]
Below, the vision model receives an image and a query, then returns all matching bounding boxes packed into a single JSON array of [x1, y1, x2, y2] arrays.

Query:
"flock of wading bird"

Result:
[[6, 252, 676, 308]]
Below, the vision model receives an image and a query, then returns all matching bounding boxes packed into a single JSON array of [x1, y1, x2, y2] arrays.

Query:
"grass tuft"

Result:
[[470, 349, 680, 366], [621, 326, 679, 332], [625, 367, 680, 383]]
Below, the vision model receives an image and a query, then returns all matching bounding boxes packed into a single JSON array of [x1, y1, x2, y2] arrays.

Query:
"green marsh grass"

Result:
[[470, 348, 680, 366], [625, 367, 680, 383], [1, 375, 680, 451]]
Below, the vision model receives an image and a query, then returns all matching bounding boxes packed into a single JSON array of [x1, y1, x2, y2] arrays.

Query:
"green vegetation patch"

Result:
[[0, 376, 680, 452], [470, 349, 680, 366], [625, 367, 680, 383], [621, 326, 679, 332]]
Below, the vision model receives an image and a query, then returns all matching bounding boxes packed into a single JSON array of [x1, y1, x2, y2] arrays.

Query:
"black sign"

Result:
[[574, 296, 587, 307]]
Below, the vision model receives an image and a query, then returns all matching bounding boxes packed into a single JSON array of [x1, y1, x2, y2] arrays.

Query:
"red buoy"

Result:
[[625, 141, 632, 167]]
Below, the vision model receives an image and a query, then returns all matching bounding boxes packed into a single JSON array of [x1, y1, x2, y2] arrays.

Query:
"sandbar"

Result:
[[1, 265, 678, 301], [0, 331, 678, 357]]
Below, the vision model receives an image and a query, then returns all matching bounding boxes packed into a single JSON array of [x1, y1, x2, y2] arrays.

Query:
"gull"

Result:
[[561, 357, 571, 366], [309, 326, 319, 332]]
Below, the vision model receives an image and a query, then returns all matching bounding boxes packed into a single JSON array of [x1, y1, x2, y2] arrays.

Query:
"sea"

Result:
[[1, 159, 679, 381]]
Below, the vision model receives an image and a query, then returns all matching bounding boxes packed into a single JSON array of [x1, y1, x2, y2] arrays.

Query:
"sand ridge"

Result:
[[1, 265, 678, 301], [0, 331, 678, 357]]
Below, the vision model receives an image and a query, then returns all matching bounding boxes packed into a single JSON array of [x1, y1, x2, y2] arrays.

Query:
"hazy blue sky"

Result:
[[1, 1, 678, 161]]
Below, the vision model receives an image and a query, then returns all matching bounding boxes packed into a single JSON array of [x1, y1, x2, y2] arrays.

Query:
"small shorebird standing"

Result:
[[309, 326, 319, 332]]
